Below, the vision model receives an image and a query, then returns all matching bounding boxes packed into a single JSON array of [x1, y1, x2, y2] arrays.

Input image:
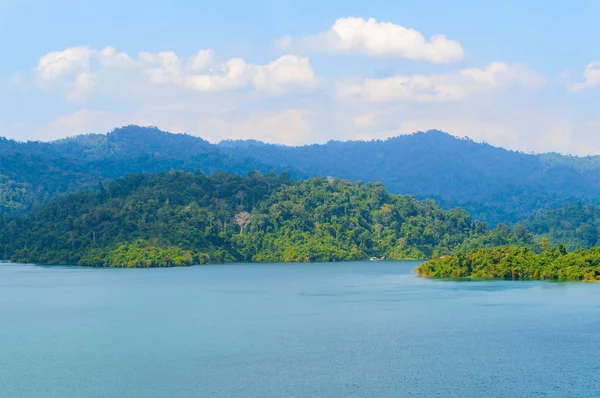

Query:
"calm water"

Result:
[[1, 261, 599, 397]]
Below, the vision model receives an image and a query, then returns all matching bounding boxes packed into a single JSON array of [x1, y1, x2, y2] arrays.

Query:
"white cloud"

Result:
[[67, 72, 96, 101], [570, 62, 600, 91], [139, 51, 183, 84], [43, 105, 315, 146], [177, 54, 316, 93], [35, 46, 97, 101], [352, 113, 376, 127], [184, 58, 247, 91], [97, 46, 136, 68], [187, 49, 215, 72], [35, 46, 94, 81], [277, 17, 464, 63], [336, 62, 545, 102], [34, 46, 317, 100], [20, 43, 594, 155], [198, 108, 313, 145], [249, 55, 317, 92], [48, 109, 127, 139]]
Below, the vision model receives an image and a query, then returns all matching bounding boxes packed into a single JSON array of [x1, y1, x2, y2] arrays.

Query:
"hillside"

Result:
[[522, 203, 600, 250], [0, 126, 300, 213], [2, 125, 600, 225], [219, 131, 600, 225], [0, 171, 533, 267]]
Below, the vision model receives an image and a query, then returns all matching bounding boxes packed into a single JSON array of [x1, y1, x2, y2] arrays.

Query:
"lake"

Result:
[[1, 261, 599, 397]]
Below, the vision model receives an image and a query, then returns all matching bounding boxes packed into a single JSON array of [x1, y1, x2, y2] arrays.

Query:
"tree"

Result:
[[558, 244, 567, 255], [235, 211, 252, 235], [540, 237, 550, 251]]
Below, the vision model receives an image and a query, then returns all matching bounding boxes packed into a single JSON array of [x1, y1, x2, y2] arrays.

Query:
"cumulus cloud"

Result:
[[187, 49, 215, 72], [570, 62, 600, 91], [35, 46, 97, 100], [21, 41, 587, 154], [336, 62, 545, 102], [34, 46, 317, 100], [35, 46, 94, 81], [277, 17, 464, 63]]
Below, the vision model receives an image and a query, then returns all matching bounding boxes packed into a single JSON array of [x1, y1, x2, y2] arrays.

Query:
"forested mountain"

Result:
[[0, 171, 533, 267], [0, 126, 299, 213], [2, 125, 600, 225], [522, 203, 600, 250], [219, 131, 600, 225]]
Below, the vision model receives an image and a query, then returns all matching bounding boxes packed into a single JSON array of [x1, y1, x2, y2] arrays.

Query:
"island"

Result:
[[415, 246, 600, 281]]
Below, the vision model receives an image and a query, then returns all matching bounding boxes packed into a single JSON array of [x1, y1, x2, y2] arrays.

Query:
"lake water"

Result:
[[1, 261, 599, 397]]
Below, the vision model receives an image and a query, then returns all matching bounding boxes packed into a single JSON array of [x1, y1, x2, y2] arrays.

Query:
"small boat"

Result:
[[368, 256, 386, 261]]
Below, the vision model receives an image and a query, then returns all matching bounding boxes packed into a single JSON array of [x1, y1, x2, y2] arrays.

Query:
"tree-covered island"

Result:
[[415, 245, 600, 281]]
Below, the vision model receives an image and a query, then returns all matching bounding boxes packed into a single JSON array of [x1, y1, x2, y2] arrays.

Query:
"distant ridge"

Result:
[[217, 129, 600, 224], [0, 125, 300, 214], [1, 125, 600, 224]]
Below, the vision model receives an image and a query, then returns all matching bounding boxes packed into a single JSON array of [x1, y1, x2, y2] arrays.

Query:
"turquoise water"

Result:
[[1, 261, 599, 397]]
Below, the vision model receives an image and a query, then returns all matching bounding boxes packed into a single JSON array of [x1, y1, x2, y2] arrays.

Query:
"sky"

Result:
[[1, 0, 599, 154]]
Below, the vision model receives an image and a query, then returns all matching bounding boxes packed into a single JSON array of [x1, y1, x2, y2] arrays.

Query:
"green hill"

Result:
[[219, 131, 600, 225], [521, 203, 600, 250], [0, 171, 533, 267], [0, 125, 300, 214]]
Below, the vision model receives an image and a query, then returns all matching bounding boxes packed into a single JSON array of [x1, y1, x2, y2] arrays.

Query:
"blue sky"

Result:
[[1, 0, 599, 154]]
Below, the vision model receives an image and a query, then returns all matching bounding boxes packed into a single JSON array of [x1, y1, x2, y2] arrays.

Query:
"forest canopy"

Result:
[[415, 245, 600, 281], [0, 170, 534, 267]]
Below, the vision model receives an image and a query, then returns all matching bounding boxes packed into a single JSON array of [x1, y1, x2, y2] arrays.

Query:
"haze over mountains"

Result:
[[2, 125, 600, 225]]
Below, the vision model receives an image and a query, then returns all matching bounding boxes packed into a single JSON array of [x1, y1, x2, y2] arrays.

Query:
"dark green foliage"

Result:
[[415, 246, 600, 281], [77, 240, 208, 268], [0, 171, 533, 267], [521, 203, 600, 250], [2, 126, 600, 226], [0, 126, 301, 214], [219, 130, 600, 225]]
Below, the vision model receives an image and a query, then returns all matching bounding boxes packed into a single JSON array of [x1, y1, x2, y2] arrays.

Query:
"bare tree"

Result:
[[234, 211, 252, 235]]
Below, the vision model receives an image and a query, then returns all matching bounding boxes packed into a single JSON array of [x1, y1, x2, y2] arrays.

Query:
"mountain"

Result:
[[0, 170, 533, 267], [218, 131, 600, 225], [0, 125, 300, 213], [2, 125, 600, 225], [521, 203, 600, 250]]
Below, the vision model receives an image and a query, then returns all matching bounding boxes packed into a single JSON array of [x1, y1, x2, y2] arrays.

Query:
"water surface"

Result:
[[1, 261, 599, 397]]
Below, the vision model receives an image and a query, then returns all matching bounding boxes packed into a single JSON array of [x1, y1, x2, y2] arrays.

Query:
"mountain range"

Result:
[[2, 125, 600, 225]]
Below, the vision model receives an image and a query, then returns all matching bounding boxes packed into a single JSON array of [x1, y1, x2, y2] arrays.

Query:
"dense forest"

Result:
[[219, 131, 600, 225], [0, 126, 300, 214], [2, 126, 600, 226], [0, 171, 534, 267], [415, 245, 600, 281], [521, 203, 600, 250]]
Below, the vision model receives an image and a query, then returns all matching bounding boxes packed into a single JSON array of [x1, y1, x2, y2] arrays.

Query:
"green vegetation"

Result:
[[0, 126, 300, 214], [3, 126, 600, 226], [0, 170, 533, 267], [521, 203, 600, 250], [77, 241, 209, 268], [415, 245, 600, 281], [219, 130, 600, 225]]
